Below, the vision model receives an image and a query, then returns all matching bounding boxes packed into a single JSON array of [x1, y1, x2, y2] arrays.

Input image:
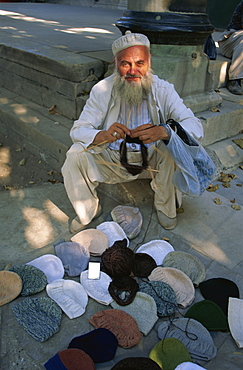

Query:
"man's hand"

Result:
[[130, 124, 170, 144], [92, 123, 131, 144]]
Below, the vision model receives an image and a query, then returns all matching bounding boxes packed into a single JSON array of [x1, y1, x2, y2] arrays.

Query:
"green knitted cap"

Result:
[[149, 337, 192, 370], [9, 264, 47, 296], [185, 300, 229, 331]]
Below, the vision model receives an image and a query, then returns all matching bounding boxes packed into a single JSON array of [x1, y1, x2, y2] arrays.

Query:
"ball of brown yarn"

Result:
[[131, 253, 157, 278], [101, 239, 134, 278], [108, 276, 139, 306]]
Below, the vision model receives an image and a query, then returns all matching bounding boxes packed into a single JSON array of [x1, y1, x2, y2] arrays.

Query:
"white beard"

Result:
[[113, 69, 153, 106]]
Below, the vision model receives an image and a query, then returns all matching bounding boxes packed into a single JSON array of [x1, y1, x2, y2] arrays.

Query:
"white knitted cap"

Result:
[[148, 267, 195, 308], [136, 240, 174, 266], [26, 254, 64, 283], [175, 362, 207, 370], [111, 292, 158, 336], [96, 221, 129, 248], [80, 270, 113, 306], [228, 297, 243, 348], [46, 279, 88, 319], [112, 30, 150, 56]]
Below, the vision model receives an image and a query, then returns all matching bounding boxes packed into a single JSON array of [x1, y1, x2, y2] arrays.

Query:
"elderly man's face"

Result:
[[116, 45, 150, 83]]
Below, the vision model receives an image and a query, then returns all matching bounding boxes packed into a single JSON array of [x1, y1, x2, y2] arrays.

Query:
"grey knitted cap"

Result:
[[12, 297, 62, 342], [111, 205, 143, 239], [55, 241, 90, 277], [162, 251, 206, 286], [9, 264, 47, 296], [158, 318, 217, 361]]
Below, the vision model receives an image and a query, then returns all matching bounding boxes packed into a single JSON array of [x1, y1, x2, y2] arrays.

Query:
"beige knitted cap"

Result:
[[112, 30, 150, 56], [71, 228, 109, 256], [0, 271, 22, 306], [148, 267, 195, 308]]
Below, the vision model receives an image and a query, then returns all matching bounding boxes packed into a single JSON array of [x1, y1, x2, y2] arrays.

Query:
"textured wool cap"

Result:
[[132, 253, 157, 278], [55, 241, 90, 277], [111, 205, 143, 239], [68, 328, 118, 363], [26, 254, 64, 283], [71, 228, 109, 256], [149, 338, 192, 370], [112, 31, 150, 56], [97, 221, 129, 248], [148, 267, 195, 308], [101, 240, 134, 278], [44, 348, 95, 370], [9, 264, 47, 296], [80, 270, 113, 305], [136, 240, 174, 266], [108, 276, 139, 306], [157, 318, 217, 361], [0, 271, 22, 306], [46, 279, 88, 319], [139, 280, 177, 317], [228, 297, 243, 348], [175, 363, 206, 370], [12, 297, 62, 342], [111, 291, 158, 335], [111, 357, 162, 370], [89, 309, 143, 348], [199, 277, 239, 316], [185, 300, 229, 331], [162, 251, 206, 287]]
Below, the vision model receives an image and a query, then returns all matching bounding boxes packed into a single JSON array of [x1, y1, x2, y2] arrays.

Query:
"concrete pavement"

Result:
[[0, 2, 243, 370]]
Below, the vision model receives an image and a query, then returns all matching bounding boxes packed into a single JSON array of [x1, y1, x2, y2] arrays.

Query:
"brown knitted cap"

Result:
[[101, 241, 134, 278], [108, 276, 139, 306], [59, 348, 95, 370], [131, 253, 157, 278], [0, 271, 22, 306], [89, 309, 142, 348]]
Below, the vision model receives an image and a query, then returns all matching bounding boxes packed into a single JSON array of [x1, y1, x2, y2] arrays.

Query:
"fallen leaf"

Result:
[[231, 204, 241, 210], [162, 237, 170, 241], [47, 170, 53, 176], [210, 107, 220, 112], [236, 183, 242, 187], [206, 184, 219, 192], [239, 165, 243, 170], [48, 179, 60, 184], [214, 198, 222, 205], [29, 181, 35, 185], [222, 182, 231, 188], [49, 104, 57, 114], [19, 158, 26, 166], [232, 138, 243, 149], [16, 147, 24, 152], [176, 207, 184, 214], [38, 160, 42, 164], [230, 198, 236, 203]]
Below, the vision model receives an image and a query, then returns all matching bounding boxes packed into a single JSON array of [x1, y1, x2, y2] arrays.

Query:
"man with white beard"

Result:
[[62, 31, 205, 234]]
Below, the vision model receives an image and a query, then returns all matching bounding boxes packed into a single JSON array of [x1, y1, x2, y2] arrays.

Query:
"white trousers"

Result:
[[218, 30, 243, 80], [61, 141, 179, 225]]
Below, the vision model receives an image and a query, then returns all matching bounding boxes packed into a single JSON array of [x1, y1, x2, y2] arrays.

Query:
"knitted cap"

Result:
[[149, 338, 192, 370], [71, 228, 109, 256], [68, 328, 118, 363], [111, 357, 161, 370], [175, 363, 207, 370], [148, 267, 195, 308], [108, 276, 139, 306], [80, 270, 113, 305], [12, 297, 62, 342], [9, 264, 47, 296], [46, 279, 88, 319], [199, 277, 239, 315], [112, 31, 150, 56], [111, 291, 158, 335], [44, 348, 95, 370], [101, 241, 134, 278], [26, 254, 64, 283], [89, 309, 143, 348], [139, 280, 177, 317], [185, 300, 229, 331], [228, 297, 243, 348], [0, 271, 22, 306], [55, 241, 90, 277], [136, 240, 174, 266], [158, 318, 217, 361], [162, 251, 206, 287], [97, 221, 129, 248], [111, 205, 143, 239], [132, 253, 157, 278]]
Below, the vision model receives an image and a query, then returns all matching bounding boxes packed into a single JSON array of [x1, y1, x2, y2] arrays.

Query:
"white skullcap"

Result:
[[46, 279, 88, 319], [228, 297, 243, 348], [96, 221, 129, 248], [112, 30, 150, 56], [80, 270, 113, 306], [26, 254, 64, 283]]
